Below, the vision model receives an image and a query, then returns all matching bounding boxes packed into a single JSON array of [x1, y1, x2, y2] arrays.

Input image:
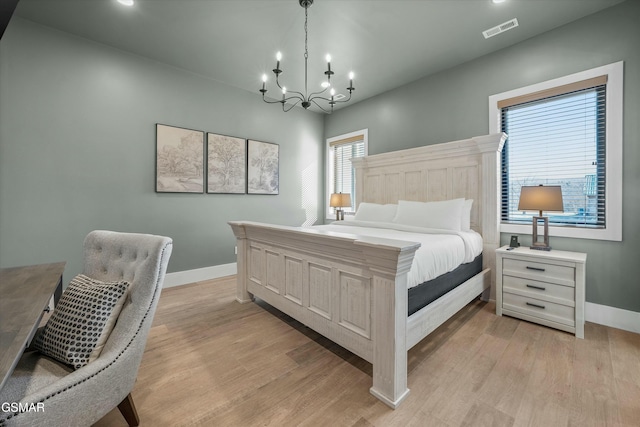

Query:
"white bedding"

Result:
[[312, 220, 483, 289]]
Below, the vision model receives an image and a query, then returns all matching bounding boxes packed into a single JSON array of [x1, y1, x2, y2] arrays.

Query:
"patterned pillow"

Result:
[[34, 274, 130, 369]]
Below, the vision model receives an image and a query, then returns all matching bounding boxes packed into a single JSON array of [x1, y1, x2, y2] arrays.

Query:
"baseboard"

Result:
[[163, 263, 237, 288], [585, 302, 640, 334]]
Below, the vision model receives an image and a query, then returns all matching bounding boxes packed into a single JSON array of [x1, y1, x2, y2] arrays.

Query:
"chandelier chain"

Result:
[[304, 4, 309, 97], [304, 5, 309, 61]]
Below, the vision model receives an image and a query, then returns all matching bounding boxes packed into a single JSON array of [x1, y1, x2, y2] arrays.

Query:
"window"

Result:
[[501, 79, 606, 227], [489, 62, 623, 241], [326, 129, 368, 219]]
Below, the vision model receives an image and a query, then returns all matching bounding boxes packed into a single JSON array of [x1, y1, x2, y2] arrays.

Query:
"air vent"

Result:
[[334, 93, 346, 101], [483, 18, 519, 39]]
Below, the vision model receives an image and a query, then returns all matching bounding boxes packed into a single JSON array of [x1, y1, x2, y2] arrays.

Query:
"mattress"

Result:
[[408, 254, 483, 315], [313, 220, 483, 289]]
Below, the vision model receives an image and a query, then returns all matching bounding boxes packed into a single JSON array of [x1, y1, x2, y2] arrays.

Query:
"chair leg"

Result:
[[117, 393, 140, 427]]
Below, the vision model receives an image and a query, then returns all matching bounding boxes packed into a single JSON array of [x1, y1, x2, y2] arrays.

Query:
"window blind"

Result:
[[332, 136, 365, 212], [501, 83, 606, 228]]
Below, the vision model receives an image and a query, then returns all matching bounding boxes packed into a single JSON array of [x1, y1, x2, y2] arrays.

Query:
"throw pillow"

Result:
[[33, 274, 130, 369], [392, 198, 465, 230]]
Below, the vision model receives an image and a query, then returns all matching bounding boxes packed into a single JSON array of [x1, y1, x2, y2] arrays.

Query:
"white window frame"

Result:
[[325, 129, 368, 221], [489, 61, 623, 241]]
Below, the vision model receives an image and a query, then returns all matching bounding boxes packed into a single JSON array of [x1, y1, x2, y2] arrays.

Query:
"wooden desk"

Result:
[[0, 262, 65, 391]]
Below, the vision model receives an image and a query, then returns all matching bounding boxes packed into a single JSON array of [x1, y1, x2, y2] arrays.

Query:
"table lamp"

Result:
[[330, 193, 352, 221], [518, 185, 563, 251]]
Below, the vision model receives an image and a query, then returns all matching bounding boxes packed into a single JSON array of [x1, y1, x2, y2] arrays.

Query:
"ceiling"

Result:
[[14, 0, 626, 113]]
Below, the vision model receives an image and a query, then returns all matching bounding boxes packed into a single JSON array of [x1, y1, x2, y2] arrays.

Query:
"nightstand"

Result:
[[496, 246, 587, 338]]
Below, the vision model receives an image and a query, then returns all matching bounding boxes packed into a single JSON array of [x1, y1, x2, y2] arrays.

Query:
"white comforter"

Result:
[[312, 220, 483, 289]]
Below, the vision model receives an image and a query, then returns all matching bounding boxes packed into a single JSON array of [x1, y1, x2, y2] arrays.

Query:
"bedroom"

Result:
[[0, 0, 638, 425]]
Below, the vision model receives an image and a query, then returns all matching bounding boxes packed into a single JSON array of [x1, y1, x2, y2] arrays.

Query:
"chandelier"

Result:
[[259, 0, 355, 113]]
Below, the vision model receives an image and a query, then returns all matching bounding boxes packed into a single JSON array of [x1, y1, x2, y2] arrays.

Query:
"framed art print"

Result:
[[156, 124, 204, 193], [247, 140, 279, 195], [207, 133, 246, 194]]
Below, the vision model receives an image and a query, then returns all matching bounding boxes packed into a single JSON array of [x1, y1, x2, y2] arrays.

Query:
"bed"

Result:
[[228, 132, 506, 408]]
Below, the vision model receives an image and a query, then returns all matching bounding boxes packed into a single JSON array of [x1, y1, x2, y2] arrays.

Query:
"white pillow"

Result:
[[392, 199, 465, 231], [462, 199, 473, 231], [354, 202, 398, 223]]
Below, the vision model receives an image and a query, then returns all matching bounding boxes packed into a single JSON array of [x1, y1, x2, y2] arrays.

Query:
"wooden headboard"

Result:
[[351, 133, 506, 288]]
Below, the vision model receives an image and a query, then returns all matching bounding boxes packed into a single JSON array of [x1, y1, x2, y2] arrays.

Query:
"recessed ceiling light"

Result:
[[492, 0, 506, 3], [117, 0, 134, 6]]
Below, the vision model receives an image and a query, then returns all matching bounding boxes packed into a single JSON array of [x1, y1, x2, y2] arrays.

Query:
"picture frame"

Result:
[[207, 133, 246, 194], [156, 124, 204, 193], [247, 139, 279, 195]]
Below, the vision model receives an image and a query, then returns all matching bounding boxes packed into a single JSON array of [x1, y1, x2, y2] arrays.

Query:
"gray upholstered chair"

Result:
[[0, 230, 172, 427]]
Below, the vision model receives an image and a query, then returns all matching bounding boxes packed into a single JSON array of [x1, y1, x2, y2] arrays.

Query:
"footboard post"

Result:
[[228, 222, 253, 303], [358, 240, 418, 409]]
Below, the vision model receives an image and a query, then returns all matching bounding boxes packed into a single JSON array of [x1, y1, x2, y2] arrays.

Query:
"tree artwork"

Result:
[[247, 140, 279, 195], [156, 124, 204, 193], [207, 134, 246, 194]]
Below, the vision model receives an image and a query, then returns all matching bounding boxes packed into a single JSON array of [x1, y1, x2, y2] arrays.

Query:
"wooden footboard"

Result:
[[229, 221, 420, 408]]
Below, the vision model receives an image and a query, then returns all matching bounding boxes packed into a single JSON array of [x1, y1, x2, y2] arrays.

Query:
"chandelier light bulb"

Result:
[[282, 87, 287, 94], [276, 51, 282, 61], [325, 54, 331, 63], [321, 82, 330, 88], [349, 72, 355, 80], [260, 74, 267, 92], [330, 88, 336, 96]]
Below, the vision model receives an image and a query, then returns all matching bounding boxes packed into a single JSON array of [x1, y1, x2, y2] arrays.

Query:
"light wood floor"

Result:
[[94, 276, 640, 427]]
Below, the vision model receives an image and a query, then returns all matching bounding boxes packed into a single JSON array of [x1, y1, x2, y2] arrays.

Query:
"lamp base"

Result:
[[530, 244, 552, 251], [530, 216, 552, 251]]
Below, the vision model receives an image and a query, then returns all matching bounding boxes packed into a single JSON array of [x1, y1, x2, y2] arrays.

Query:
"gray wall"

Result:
[[325, 1, 640, 313], [0, 18, 324, 279]]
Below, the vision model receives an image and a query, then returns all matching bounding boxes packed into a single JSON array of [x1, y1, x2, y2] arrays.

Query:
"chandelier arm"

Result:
[[284, 94, 305, 103], [262, 92, 304, 105], [274, 73, 283, 89], [287, 89, 307, 99], [272, 76, 305, 99], [283, 98, 302, 112], [262, 93, 284, 104], [333, 91, 354, 104], [310, 88, 353, 105], [311, 99, 333, 114], [309, 95, 332, 103], [262, 98, 285, 105], [275, 73, 305, 97], [307, 87, 330, 99]]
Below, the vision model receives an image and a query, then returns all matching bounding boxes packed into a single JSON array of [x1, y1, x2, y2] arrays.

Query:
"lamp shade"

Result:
[[330, 193, 352, 208], [518, 185, 564, 212]]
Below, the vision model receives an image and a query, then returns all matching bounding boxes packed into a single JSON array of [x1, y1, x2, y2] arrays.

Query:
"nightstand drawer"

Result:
[[503, 275, 575, 306], [503, 292, 575, 327], [503, 258, 575, 287]]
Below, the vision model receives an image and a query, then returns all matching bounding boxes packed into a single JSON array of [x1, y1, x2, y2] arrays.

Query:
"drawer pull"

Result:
[[526, 302, 546, 309], [526, 266, 546, 272], [526, 284, 546, 291]]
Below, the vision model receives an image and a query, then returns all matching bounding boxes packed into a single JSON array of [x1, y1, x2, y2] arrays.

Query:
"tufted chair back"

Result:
[[0, 230, 172, 427]]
